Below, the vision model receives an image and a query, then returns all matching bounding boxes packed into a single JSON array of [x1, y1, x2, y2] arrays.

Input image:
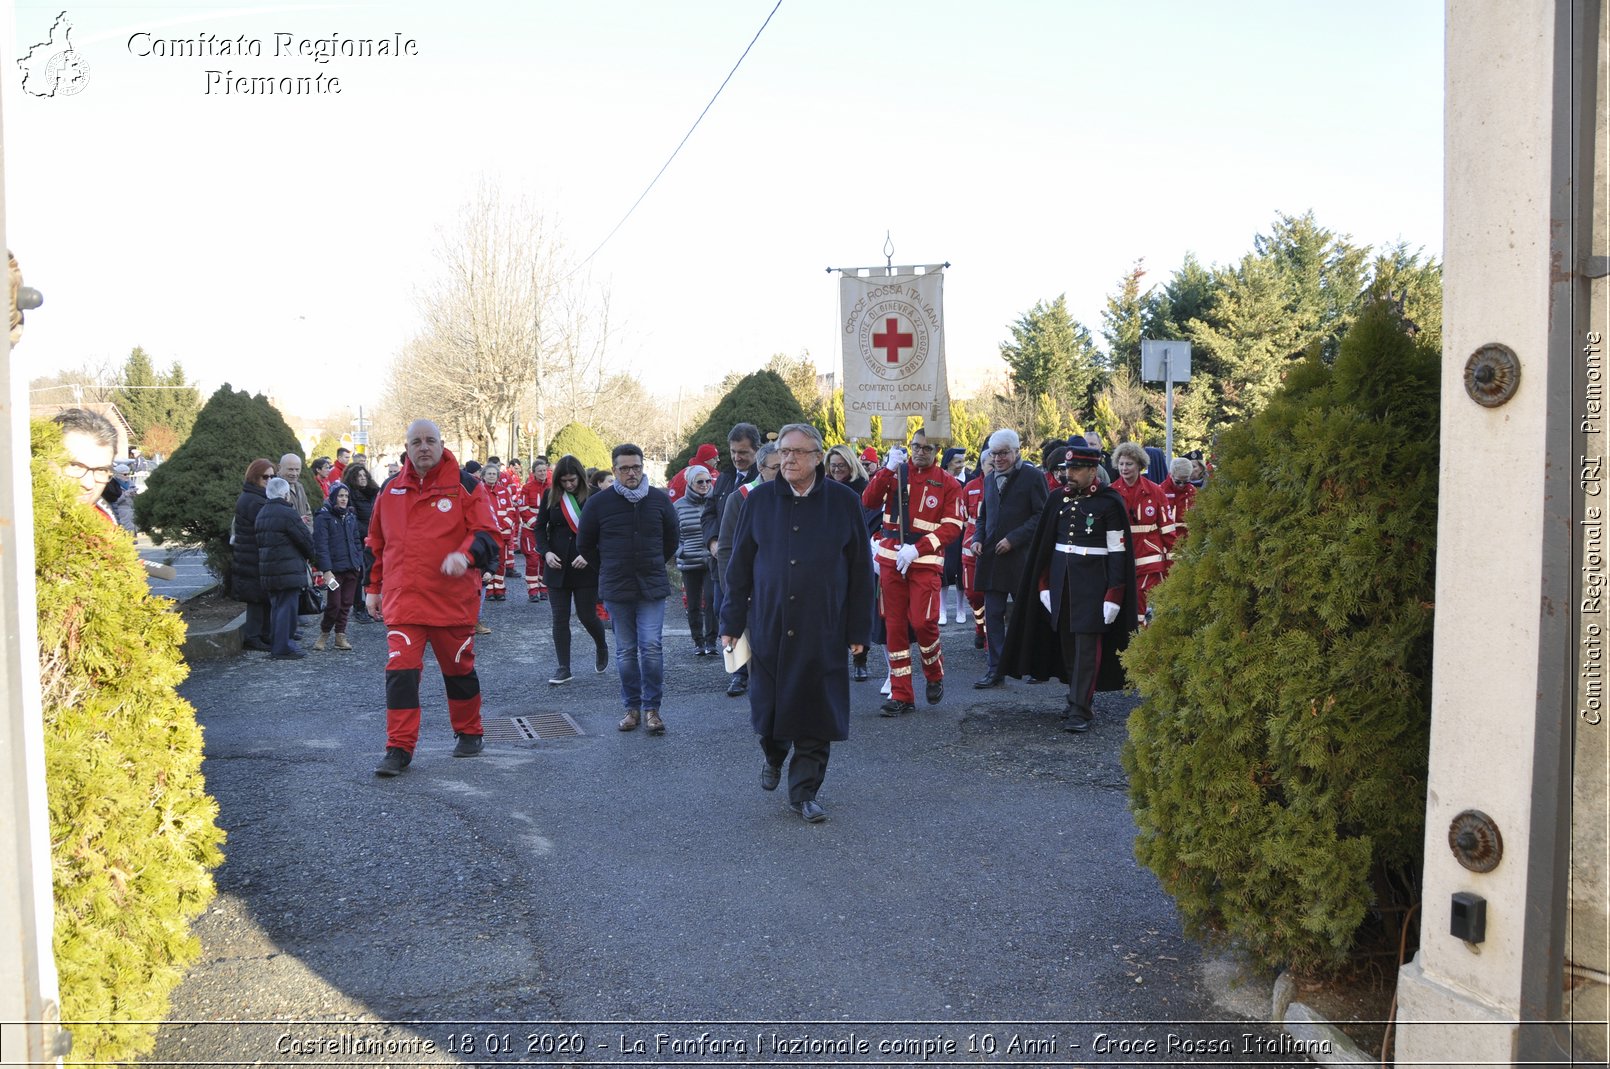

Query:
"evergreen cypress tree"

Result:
[[134, 385, 308, 579], [1121, 300, 1439, 974], [32, 420, 224, 1064], [669, 370, 807, 470], [112, 346, 163, 442], [546, 422, 612, 471]]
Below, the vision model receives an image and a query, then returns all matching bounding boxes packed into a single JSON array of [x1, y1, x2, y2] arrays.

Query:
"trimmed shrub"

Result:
[[134, 385, 309, 580], [32, 419, 225, 1064], [546, 422, 612, 472], [670, 370, 807, 471], [1121, 301, 1439, 974]]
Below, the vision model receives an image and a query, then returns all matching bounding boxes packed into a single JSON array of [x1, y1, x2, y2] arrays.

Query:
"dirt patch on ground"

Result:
[[1292, 966, 1396, 1058], [175, 590, 245, 634]]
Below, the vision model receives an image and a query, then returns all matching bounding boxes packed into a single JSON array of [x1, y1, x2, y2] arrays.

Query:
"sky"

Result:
[[3, 0, 1445, 430]]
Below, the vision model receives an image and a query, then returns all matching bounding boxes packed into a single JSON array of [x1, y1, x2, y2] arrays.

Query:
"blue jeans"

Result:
[[603, 598, 666, 712]]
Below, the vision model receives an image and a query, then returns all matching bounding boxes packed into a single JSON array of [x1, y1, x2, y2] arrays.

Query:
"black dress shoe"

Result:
[[242, 638, 272, 652], [852, 664, 869, 682], [1064, 714, 1093, 734], [760, 763, 781, 791], [974, 671, 1003, 689], [727, 673, 748, 697], [973, 631, 985, 649], [925, 678, 944, 705], [879, 698, 914, 717], [792, 799, 827, 823]]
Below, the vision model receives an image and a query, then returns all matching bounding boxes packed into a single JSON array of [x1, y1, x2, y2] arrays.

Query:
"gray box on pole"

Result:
[[1140, 340, 1192, 382]]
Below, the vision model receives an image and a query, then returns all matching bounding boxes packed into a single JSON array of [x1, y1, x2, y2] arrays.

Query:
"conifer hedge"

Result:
[[32, 420, 225, 1064], [546, 422, 612, 472], [1121, 302, 1439, 974], [670, 370, 807, 471], [135, 385, 308, 581]]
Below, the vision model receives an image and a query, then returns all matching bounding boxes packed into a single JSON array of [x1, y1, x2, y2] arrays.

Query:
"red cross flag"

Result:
[[839, 266, 951, 440]]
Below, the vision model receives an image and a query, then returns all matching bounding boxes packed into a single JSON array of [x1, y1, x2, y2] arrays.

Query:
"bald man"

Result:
[[365, 419, 501, 777]]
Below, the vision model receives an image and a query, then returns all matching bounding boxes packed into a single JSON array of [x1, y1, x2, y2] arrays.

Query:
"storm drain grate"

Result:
[[480, 712, 583, 745]]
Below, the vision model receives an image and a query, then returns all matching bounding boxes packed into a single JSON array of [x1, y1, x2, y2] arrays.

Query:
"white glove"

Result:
[[870, 538, 881, 575], [1039, 590, 1052, 613], [894, 543, 919, 574], [884, 448, 907, 472], [1103, 601, 1120, 625]]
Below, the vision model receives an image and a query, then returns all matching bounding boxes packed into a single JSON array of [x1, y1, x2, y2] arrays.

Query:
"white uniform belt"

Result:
[[1054, 544, 1109, 556]]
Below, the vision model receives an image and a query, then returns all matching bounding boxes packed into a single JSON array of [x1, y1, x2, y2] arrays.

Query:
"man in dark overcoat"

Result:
[[971, 428, 1049, 688], [1001, 443, 1140, 733], [720, 423, 874, 823]]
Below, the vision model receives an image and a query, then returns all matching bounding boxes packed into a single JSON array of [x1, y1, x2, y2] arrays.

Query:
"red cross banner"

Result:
[[839, 266, 951, 440]]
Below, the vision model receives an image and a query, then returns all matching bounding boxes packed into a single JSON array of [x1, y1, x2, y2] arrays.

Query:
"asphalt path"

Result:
[[149, 592, 1319, 1069]]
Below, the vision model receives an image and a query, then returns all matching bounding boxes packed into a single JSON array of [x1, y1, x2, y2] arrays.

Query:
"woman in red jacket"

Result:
[[1110, 441, 1174, 619]]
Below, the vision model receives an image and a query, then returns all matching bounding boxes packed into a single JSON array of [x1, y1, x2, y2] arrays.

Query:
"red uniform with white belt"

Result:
[[483, 473, 521, 599], [1156, 476, 1195, 578], [520, 472, 549, 599], [1110, 473, 1174, 614], [959, 472, 986, 636], [862, 454, 964, 704]]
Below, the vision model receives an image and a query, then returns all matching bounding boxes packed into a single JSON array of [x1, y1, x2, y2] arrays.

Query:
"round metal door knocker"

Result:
[[1449, 809, 1503, 872], [1464, 344, 1521, 407]]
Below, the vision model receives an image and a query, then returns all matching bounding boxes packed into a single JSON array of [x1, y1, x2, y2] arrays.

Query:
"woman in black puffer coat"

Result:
[[254, 477, 315, 659], [232, 458, 276, 650]]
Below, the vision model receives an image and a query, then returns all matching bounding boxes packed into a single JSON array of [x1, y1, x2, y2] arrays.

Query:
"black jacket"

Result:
[[312, 499, 363, 573], [535, 490, 599, 591], [577, 486, 679, 603], [230, 481, 269, 602], [702, 464, 755, 555], [973, 462, 1049, 593], [255, 497, 315, 592]]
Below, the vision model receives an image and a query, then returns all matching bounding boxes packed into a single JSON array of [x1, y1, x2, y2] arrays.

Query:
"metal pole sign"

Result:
[[1141, 340, 1192, 461]]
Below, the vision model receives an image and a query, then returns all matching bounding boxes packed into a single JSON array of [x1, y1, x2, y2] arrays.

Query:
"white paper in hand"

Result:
[[723, 631, 751, 673]]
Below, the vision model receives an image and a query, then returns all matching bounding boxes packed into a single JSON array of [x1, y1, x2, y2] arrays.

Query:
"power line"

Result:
[[572, 0, 784, 275]]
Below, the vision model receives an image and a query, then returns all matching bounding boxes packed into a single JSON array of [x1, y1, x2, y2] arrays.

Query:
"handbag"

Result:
[[298, 565, 328, 616]]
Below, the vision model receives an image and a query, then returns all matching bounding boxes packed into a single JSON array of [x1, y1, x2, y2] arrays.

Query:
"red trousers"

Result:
[[384, 623, 482, 752], [961, 552, 986, 629], [520, 528, 546, 595], [879, 567, 943, 703]]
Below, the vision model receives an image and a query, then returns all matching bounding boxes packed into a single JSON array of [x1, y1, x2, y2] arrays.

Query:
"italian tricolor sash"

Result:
[[560, 492, 582, 534]]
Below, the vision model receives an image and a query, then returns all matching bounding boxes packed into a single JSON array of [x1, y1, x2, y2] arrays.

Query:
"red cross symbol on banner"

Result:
[[872, 317, 913, 363]]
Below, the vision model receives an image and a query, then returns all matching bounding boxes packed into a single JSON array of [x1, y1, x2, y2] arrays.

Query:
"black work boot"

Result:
[[375, 747, 411, 777]]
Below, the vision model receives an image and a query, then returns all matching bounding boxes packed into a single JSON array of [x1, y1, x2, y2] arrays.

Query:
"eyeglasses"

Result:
[[691, 479, 711, 487], [65, 462, 115, 480], [988, 448, 1015, 457], [909, 443, 937, 453], [615, 463, 644, 473], [777, 448, 820, 460]]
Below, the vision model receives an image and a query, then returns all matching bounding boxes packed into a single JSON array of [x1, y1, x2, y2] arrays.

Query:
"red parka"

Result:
[[366, 449, 499, 626]]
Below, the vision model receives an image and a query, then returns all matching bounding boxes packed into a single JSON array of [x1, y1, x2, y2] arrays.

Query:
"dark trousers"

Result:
[[682, 567, 712, 646], [1058, 630, 1105, 721], [984, 589, 1012, 670], [320, 569, 359, 634], [244, 599, 271, 644], [550, 585, 607, 670], [760, 735, 831, 805], [268, 589, 301, 655]]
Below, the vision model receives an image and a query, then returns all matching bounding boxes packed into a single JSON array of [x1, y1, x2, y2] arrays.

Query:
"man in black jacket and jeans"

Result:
[[701, 422, 760, 695], [579, 443, 680, 736]]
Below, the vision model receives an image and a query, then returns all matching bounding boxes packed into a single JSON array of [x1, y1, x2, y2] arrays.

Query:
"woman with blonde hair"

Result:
[[1110, 441, 1175, 618]]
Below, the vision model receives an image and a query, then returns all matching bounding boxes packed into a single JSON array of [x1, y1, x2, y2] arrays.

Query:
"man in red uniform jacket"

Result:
[[861, 427, 964, 716], [366, 419, 501, 777]]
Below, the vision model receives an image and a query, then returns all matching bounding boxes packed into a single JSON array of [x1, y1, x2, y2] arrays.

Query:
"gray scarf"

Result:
[[613, 478, 651, 504]]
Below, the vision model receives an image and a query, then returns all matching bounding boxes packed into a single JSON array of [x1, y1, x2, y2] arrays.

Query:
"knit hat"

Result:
[[684, 464, 710, 484], [463, 460, 482, 475], [693, 443, 719, 467], [860, 446, 879, 463]]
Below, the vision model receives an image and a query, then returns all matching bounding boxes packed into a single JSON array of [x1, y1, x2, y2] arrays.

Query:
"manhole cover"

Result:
[[480, 712, 583, 745]]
